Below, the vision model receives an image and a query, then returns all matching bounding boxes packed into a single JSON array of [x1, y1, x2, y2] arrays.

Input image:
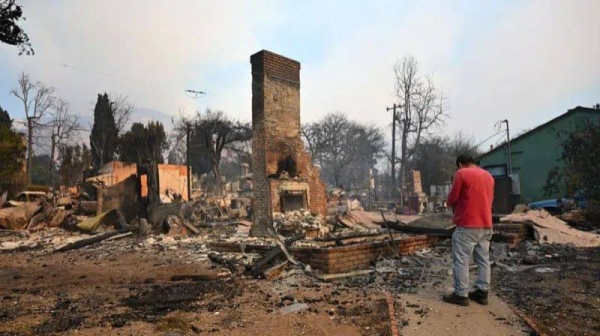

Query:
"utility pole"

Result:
[[368, 168, 373, 208], [495, 119, 512, 176], [184, 89, 206, 201], [186, 122, 192, 201], [503, 119, 512, 175], [386, 104, 398, 199]]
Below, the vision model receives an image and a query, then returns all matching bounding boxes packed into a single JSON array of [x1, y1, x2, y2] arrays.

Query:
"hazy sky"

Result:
[[1, 0, 599, 150]]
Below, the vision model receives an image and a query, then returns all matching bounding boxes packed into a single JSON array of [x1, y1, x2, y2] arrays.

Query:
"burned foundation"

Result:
[[250, 50, 327, 237], [209, 235, 439, 274]]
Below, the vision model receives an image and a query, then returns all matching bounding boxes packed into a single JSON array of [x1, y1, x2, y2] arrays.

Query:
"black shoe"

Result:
[[442, 293, 469, 306], [468, 289, 489, 305]]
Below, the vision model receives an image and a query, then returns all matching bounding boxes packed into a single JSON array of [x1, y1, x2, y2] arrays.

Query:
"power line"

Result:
[[469, 131, 505, 151], [494, 135, 507, 146]]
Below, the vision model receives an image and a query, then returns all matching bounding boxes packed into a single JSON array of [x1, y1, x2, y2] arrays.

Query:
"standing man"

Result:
[[443, 154, 495, 306]]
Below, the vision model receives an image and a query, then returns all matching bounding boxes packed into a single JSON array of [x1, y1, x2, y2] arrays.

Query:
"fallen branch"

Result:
[[380, 210, 401, 258], [269, 228, 298, 265], [56, 209, 132, 252], [249, 233, 304, 277], [104, 232, 133, 241], [55, 231, 121, 252]]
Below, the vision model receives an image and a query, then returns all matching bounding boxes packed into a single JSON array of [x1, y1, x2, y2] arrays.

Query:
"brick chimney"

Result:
[[250, 50, 327, 237]]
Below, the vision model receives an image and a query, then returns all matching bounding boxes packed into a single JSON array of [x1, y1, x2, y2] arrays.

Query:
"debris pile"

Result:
[[0, 201, 43, 230], [273, 210, 329, 238], [501, 209, 600, 247]]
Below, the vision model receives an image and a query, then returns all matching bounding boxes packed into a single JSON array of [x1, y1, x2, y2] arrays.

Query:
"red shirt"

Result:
[[446, 166, 494, 228]]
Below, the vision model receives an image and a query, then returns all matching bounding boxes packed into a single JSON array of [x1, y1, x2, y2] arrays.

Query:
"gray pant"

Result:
[[452, 227, 493, 297]]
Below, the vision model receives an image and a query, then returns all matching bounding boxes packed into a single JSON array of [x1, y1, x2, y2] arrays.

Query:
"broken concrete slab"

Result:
[[338, 210, 388, 230], [390, 213, 455, 236]]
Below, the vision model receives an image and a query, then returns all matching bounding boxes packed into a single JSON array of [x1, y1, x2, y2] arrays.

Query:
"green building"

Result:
[[477, 106, 600, 206]]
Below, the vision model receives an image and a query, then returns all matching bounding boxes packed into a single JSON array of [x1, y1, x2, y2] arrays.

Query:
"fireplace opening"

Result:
[[277, 155, 298, 177], [281, 190, 306, 212]]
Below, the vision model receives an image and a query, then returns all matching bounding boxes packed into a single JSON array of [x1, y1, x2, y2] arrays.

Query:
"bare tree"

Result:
[[47, 98, 81, 186], [167, 131, 186, 165], [176, 109, 251, 195], [393, 56, 446, 203], [110, 94, 134, 134], [10, 72, 54, 185], [302, 113, 385, 190], [301, 122, 325, 166]]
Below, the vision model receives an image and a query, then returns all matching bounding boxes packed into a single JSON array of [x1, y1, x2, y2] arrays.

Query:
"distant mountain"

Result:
[[132, 108, 177, 131]]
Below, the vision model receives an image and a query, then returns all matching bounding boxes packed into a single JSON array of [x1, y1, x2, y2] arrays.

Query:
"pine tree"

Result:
[[0, 106, 26, 193], [0, 105, 11, 127], [89, 93, 117, 168]]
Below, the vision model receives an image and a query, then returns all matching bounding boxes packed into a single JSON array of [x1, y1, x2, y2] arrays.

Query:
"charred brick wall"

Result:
[[157, 164, 189, 201], [208, 235, 438, 274], [290, 236, 438, 273], [492, 223, 533, 247], [250, 50, 327, 237], [97, 174, 139, 223]]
